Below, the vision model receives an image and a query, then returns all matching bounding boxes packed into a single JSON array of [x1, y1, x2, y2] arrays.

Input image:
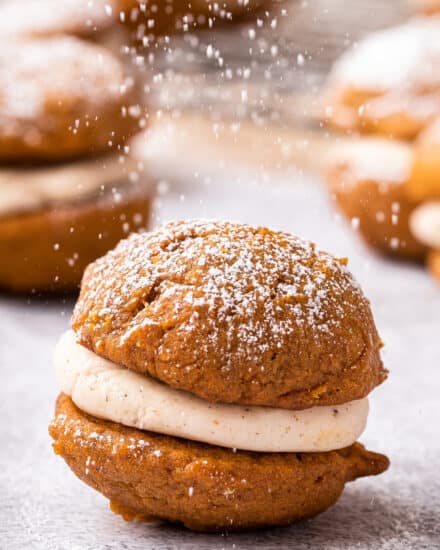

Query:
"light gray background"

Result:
[[1, 161, 440, 549]]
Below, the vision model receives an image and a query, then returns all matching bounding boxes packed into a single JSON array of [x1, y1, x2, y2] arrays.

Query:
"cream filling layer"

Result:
[[410, 201, 440, 248], [55, 330, 369, 453], [0, 153, 141, 217]]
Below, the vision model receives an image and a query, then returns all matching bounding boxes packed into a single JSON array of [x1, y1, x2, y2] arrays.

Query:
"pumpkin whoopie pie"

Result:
[[0, 36, 152, 293], [323, 17, 440, 140], [49, 220, 389, 532], [327, 138, 427, 261]]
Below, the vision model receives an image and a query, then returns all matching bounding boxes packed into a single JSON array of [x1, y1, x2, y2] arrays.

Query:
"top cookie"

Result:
[[0, 36, 141, 162], [323, 17, 440, 139], [72, 220, 386, 410]]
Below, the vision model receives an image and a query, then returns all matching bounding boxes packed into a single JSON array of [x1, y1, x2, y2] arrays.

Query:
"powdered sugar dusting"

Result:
[[325, 17, 440, 136], [329, 17, 440, 92], [0, 36, 134, 142], [0, 0, 115, 39], [75, 220, 368, 373], [328, 139, 412, 187], [50, 412, 164, 463]]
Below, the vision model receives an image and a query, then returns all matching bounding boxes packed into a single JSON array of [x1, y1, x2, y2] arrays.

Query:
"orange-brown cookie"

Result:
[[0, 36, 141, 162], [0, 176, 152, 293], [327, 139, 427, 261], [49, 393, 389, 532], [408, 118, 440, 201], [72, 219, 386, 409], [323, 17, 440, 140]]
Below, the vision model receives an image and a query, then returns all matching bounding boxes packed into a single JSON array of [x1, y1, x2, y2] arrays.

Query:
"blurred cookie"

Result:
[[411, 0, 440, 14], [0, 37, 141, 162], [323, 18, 440, 140], [120, 0, 267, 39], [410, 202, 440, 281], [0, 154, 152, 293], [327, 138, 427, 260], [0, 0, 118, 40], [410, 201, 440, 247], [428, 250, 440, 280], [407, 118, 440, 201], [404, 120, 440, 281]]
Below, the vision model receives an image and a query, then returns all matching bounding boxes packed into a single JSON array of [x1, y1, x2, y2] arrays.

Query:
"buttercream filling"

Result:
[[55, 330, 369, 453], [410, 201, 440, 248], [0, 153, 144, 217]]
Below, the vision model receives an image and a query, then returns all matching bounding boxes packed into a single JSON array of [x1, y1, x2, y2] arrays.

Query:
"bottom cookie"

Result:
[[49, 394, 389, 532]]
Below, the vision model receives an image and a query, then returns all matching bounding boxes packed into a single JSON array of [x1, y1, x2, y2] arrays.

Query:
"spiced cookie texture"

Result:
[[323, 17, 440, 140], [0, 36, 141, 162], [50, 220, 389, 531], [72, 220, 386, 409], [327, 139, 427, 260]]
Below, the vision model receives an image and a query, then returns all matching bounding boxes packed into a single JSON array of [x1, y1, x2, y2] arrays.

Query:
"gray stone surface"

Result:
[[1, 165, 440, 549]]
